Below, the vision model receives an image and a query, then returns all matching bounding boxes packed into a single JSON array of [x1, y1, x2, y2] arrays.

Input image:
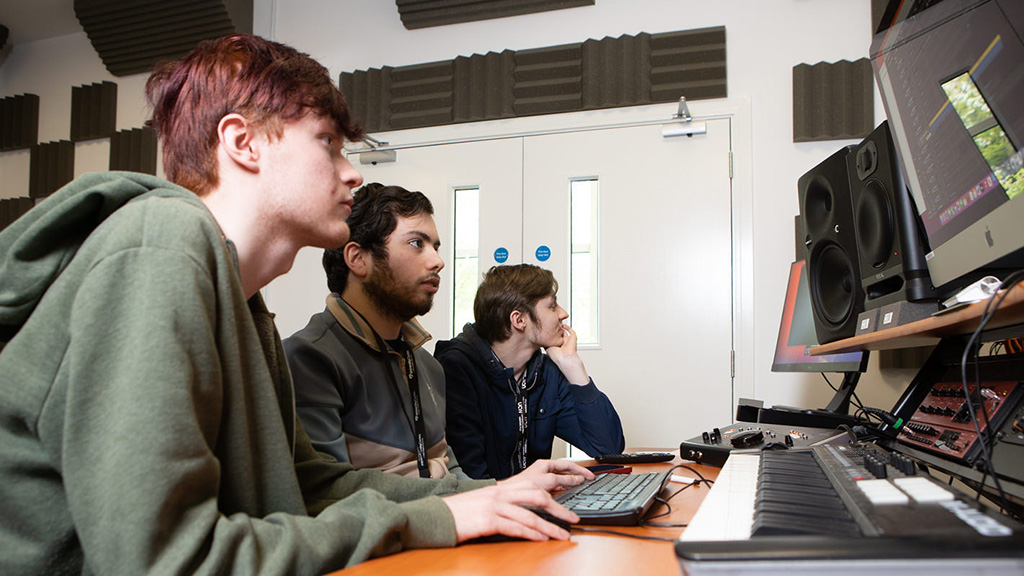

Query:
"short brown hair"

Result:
[[473, 264, 558, 343], [145, 34, 363, 195]]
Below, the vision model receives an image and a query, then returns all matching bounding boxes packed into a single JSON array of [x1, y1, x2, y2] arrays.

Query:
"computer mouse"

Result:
[[468, 506, 572, 543], [523, 506, 573, 532]]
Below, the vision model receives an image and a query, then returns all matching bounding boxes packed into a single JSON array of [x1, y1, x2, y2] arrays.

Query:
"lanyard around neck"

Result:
[[389, 338, 430, 478], [511, 370, 531, 474], [348, 304, 431, 478]]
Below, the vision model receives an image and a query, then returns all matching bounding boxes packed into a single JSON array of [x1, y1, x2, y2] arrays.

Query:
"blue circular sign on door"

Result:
[[493, 247, 509, 263], [535, 245, 551, 262]]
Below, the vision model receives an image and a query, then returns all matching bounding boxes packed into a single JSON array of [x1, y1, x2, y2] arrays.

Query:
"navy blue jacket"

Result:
[[434, 324, 625, 479]]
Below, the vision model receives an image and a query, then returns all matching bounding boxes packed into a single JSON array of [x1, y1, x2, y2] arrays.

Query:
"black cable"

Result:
[[639, 464, 713, 524], [667, 463, 715, 487], [822, 373, 866, 414], [643, 485, 694, 523], [958, 270, 1024, 511]]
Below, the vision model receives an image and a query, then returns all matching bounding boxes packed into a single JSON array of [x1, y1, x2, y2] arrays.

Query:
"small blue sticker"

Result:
[[494, 247, 509, 263], [535, 245, 551, 262]]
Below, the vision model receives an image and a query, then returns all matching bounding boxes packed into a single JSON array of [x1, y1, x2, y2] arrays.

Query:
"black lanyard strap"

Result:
[[393, 341, 430, 478], [345, 302, 431, 478], [509, 371, 531, 474]]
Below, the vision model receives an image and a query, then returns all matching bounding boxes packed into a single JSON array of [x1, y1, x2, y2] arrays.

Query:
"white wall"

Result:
[[0, 0, 911, 422], [266, 0, 908, 414]]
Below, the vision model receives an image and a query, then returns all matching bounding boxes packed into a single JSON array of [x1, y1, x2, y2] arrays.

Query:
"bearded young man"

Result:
[[285, 183, 468, 480]]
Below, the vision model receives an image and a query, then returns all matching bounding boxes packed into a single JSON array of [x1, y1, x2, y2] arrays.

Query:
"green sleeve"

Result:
[[53, 245, 489, 575]]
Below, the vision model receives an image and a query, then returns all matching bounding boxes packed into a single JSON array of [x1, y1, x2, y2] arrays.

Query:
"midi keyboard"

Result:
[[676, 443, 1024, 575]]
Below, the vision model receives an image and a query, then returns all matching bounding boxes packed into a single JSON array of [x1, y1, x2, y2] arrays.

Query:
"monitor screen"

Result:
[[772, 260, 869, 373], [871, 0, 1024, 293]]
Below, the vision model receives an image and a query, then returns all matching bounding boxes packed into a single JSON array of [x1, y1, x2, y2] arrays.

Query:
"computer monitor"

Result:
[[871, 0, 1024, 296], [773, 260, 869, 374], [773, 260, 869, 414]]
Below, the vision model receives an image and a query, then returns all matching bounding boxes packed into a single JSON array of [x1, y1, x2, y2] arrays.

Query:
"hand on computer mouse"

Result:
[[523, 506, 573, 532], [443, 484, 577, 543]]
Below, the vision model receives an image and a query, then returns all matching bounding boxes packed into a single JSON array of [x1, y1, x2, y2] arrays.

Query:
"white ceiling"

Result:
[[0, 0, 82, 46]]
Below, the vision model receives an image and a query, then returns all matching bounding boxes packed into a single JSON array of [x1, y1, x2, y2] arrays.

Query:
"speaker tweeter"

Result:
[[847, 121, 935, 310]]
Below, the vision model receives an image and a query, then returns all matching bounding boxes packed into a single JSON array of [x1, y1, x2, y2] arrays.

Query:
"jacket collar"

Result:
[[326, 294, 431, 353], [452, 323, 544, 384]]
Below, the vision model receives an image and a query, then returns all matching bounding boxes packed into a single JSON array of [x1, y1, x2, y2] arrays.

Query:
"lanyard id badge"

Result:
[[400, 347, 431, 478]]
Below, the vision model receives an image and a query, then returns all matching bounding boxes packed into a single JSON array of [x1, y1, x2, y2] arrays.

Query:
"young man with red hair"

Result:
[[0, 35, 590, 575]]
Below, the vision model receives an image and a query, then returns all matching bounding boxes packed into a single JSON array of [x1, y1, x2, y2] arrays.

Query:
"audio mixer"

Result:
[[679, 422, 848, 467]]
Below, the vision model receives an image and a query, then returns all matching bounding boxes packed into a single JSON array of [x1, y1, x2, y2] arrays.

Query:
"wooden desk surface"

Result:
[[328, 456, 719, 575]]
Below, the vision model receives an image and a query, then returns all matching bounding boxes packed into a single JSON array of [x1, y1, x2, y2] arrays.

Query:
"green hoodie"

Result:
[[0, 172, 490, 575]]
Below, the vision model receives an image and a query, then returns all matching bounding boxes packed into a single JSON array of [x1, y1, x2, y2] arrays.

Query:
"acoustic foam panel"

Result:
[[453, 50, 516, 122], [513, 43, 583, 116], [0, 93, 40, 152], [109, 127, 157, 174], [390, 60, 455, 130], [396, 0, 594, 30], [71, 81, 117, 142], [340, 27, 727, 133], [74, 0, 252, 76], [0, 197, 35, 232], [650, 28, 728, 103], [29, 140, 75, 198], [792, 58, 874, 143]]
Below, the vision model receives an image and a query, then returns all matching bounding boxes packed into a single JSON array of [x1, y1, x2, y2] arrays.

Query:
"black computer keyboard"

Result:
[[555, 470, 672, 525]]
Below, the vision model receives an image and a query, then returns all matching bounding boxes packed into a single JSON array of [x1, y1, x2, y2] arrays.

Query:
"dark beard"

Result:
[[363, 259, 435, 322]]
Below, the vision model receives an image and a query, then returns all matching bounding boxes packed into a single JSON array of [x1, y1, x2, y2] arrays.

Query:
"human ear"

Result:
[[343, 242, 370, 278], [217, 113, 260, 172], [509, 310, 527, 332]]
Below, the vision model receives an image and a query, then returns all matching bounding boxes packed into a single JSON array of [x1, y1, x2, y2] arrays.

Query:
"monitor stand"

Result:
[[823, 371, 861, 415]]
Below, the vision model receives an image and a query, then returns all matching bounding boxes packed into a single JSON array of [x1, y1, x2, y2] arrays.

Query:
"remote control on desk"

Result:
[[595, 451, 675, 464]]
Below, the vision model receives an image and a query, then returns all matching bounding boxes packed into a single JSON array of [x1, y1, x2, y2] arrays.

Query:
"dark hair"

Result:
[[145, 34, 363, 195], [473, 264, 558, 343], [322, 182, 434, 294]]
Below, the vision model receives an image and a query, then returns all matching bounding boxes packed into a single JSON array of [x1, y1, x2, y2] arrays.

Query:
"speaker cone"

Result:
[[855, 179, 895, 270], [810, 242, 857, 325]]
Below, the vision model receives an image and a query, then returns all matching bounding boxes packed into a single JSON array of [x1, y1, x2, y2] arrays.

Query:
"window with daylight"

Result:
[[452, 187, 480, 335], [570, 178, 599, 345]]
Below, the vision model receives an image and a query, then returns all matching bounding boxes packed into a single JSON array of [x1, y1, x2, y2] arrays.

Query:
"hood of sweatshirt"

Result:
[[434, 323, 544, 389], [0, 172, 201, 338]]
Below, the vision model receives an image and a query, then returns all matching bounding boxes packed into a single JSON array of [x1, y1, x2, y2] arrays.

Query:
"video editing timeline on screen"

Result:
[[678, 422, 846, 468], [898, 380, 1024, 464]]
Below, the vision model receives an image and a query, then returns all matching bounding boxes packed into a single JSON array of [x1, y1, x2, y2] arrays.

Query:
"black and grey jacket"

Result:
[[285, 295, 467, 478]]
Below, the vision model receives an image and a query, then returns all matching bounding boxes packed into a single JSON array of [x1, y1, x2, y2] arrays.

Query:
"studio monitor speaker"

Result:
[[847, 121, 935, 309], [798, 145, 864, 344]]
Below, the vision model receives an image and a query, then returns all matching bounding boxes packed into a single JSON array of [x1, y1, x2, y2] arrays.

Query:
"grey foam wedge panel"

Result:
[[341, 26, 727, 133]]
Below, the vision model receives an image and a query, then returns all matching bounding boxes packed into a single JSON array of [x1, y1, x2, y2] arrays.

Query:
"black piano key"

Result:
[[751, 511, 861, 538]]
